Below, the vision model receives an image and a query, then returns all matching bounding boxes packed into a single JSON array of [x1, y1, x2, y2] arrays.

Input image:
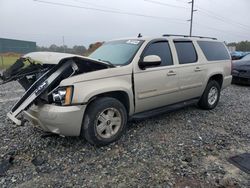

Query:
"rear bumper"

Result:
[[222, 75, 232, 89], [23, 104, 86, 136]]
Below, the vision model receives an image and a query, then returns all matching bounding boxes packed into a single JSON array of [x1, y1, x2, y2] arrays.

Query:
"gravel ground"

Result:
[[0, 82, 250, 188]]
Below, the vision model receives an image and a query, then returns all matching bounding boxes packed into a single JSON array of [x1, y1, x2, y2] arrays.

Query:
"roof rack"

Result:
[[162, 34, 217, 40]]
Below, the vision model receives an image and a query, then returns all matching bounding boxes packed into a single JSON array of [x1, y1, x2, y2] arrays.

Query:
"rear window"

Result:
[[174, 41, 197, 64], [197, 41, 230, 61]]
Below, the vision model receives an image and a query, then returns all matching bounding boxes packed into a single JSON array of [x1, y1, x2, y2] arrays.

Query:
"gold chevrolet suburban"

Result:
[[1, 35, 232, 146]]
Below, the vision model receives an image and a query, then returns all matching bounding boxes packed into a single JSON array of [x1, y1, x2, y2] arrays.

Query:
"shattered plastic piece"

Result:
[[32, 156, 46, 166], [0, 155, 14, 176], [197, 133, 203, 141], [228, 153, 250, 174]]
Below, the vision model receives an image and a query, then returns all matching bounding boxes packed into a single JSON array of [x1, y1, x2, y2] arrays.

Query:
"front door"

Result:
[[133, 40, 180, 113]]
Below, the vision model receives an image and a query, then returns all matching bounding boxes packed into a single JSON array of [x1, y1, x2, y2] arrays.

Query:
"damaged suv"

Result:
[[0, 35, 232, 146]]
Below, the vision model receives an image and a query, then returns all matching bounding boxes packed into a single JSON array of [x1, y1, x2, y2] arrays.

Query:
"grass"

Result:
[[0, 54, 21, 70]]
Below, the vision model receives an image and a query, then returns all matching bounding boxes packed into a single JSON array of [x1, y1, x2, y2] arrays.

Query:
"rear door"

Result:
[[173, 40, 206, 100], [133, 40, 181, 113]]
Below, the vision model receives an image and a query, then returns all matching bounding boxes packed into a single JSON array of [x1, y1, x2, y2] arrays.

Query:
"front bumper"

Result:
[[232, 76, 250, 85], [232, 69, 250, 78], [23, 104, 86, 136], [232, 70, 250, 85]]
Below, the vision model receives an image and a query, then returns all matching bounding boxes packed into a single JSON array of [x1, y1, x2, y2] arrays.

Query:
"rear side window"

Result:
[[143, 41, 173, 66], [174, 41, 197, 64], [197, 41, 230, 61]]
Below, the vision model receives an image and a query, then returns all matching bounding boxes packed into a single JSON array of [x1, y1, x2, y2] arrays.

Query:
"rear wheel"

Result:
[[198, 80, 221, 110], [81, 97, 127, 146]]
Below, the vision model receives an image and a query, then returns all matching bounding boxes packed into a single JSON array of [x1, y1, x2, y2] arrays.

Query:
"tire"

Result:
[[81, 97, 128, 146], [198, 80, 221, 110]]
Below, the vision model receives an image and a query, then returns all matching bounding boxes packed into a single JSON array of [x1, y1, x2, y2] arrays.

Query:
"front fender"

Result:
[[71, 75, 134, 115]]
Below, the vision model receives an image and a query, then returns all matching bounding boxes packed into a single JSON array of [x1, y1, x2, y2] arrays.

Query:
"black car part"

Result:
[[228, 153, 250, 174]]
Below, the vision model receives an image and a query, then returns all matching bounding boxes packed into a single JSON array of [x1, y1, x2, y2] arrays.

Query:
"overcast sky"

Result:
[[1, 0, 250, 47]]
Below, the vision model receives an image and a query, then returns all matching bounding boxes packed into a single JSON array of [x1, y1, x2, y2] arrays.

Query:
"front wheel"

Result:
[[81, 97, 127, 146], [198, 80, 221, 110]]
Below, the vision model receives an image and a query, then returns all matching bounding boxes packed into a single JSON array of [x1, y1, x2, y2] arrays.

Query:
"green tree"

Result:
[[36, 44, 87, 55], [227, 41, 250, 52]]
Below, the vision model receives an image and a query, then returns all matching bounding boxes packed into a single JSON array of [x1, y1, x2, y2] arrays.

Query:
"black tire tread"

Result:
[[198, 80, 221, 110], [81, 97, 127, 146]]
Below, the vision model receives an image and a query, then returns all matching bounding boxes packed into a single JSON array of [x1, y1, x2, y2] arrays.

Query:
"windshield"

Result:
[[89, 40, 143, 65]]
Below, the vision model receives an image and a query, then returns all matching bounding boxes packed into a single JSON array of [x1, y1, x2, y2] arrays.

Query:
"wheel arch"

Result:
[[86, 90, 131, 115], [207, 74, 223, 88]]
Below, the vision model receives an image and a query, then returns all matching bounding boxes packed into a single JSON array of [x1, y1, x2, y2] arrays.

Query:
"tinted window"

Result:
[[174, 41, 197, 64], [143, 41, 173, 66], [197, 41, 230, 61]]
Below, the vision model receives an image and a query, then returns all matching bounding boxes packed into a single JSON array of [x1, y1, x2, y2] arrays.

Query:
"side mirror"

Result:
[[139, 55, 161, 69]]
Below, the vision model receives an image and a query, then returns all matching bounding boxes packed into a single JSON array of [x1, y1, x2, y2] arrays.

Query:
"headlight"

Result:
[[52, 86, 73, 105]]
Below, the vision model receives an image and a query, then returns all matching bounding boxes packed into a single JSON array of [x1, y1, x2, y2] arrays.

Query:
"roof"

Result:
[[111, 35, 218, 43]]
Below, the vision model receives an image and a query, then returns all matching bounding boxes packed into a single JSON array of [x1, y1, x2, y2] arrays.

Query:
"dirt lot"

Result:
[[0, 53, 21, 70], [0, 82, 249, 188]]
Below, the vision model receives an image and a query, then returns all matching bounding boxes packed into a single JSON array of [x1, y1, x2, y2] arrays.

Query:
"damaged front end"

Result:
[[0, 52, 113, 125]]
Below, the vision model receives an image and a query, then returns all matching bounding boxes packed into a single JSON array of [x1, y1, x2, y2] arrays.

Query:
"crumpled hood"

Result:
[[23, 52, 110, 67], [60, 64, 131, 86]]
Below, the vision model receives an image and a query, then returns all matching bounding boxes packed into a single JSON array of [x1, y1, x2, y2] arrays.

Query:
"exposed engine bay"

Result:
[[0, 52, 112, 125]]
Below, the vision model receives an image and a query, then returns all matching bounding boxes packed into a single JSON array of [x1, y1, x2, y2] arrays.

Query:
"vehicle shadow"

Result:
[[37, 103, 199, 149], [231, 82, 250, 87]]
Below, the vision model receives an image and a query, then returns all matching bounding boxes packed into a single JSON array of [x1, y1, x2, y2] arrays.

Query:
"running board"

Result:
[[132, 98, 199, 120], [7, 60, 77, 125]]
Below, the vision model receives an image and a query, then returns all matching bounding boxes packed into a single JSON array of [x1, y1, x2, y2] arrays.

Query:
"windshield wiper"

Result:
[[98, 59, 115, 67]]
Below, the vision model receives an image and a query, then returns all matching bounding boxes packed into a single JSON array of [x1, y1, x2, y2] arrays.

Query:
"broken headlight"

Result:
[[52, 86, 73, 105]]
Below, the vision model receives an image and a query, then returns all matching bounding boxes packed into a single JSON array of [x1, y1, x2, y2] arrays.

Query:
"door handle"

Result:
[[194, 67, 202, 72], [167, 70, 177, 76]]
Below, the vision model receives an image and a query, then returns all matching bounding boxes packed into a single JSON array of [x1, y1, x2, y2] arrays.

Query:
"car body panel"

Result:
[[232, 59, 250, 84], [60, 65, 135, 115], [232, 61, 250, 78], [133, 65, 181, 113], [23, 51, 109, 66], [194, 41, 232, 90], [72, 75, 134, 115], [133, 38, 181, 113], [2, 36, 233, 137], [24, 104, 86, 136]]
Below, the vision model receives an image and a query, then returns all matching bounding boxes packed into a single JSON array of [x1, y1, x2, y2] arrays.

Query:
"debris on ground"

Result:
[[228, 153, 250, 174], [0, 153, 14, 176], [0, 82, 249, 187]]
